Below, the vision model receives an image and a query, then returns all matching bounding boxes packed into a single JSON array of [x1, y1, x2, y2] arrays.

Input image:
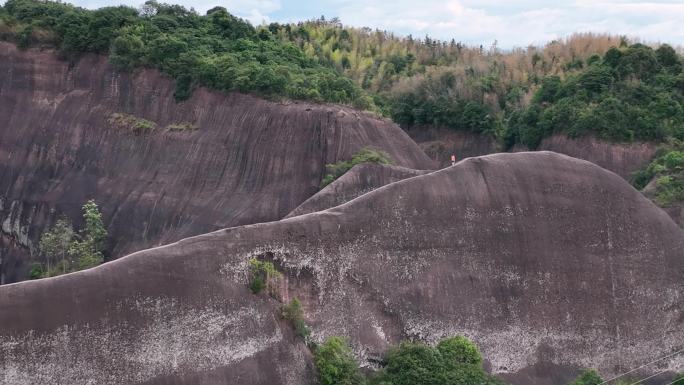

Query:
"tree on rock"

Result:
[[38, 217, 74, 276], [70, 199, 108, 270], [315, 337, 365, 385], [33, 200, 108, 279]]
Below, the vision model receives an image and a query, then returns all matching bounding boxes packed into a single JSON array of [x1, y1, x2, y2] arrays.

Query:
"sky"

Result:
[[31, 0, 684, 48]]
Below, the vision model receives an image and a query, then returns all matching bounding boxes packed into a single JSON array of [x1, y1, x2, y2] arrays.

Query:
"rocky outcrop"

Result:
[[406, 127, 498, 167], [286, 163, 429, 217], [406, 127, 657, 181], [0, 42, 433, 283], [538, 134, 658, 180], [1, 152, 682, 385], [661, 205, 684, 228]]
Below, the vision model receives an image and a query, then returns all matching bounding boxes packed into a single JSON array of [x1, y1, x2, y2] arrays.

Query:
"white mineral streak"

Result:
[[0, 298, 282, 385]]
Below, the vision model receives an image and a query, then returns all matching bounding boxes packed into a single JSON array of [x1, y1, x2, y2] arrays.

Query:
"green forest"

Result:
[[270, 18, 684, 148], [0, 0, 371, 106]]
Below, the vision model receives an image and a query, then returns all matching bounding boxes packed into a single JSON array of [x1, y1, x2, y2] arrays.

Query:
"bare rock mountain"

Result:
[[0, 42, 433, 283], [1, 152, 682, 385]]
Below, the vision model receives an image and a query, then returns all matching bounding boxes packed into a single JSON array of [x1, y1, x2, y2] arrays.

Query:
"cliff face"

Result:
[[406, 127, 657, 181], [538, 134, 657, 180], [1, 152, 682, 385], [406, 127, 498, 167], [0, 42, 433, 283]]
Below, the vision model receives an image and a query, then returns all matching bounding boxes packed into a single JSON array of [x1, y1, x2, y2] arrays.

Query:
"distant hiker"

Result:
[[451, 154, 456, 166]]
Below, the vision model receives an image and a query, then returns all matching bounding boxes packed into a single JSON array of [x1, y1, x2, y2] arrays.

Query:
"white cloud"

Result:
[[243, 7, 270, 25], [174, 0, 281, 17], [22, 0, 684, 48], [324, 0, 684, 47]]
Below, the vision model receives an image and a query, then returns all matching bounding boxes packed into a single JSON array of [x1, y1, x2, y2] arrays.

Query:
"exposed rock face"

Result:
[[286, 163, 429, 217], [0, 42, 433, 283], [407, 127, 657, 181], [406, 127, 498, 167], [662, 205, 684, 228], [1, 152, 682, 385], [538, 134, 658, 180]]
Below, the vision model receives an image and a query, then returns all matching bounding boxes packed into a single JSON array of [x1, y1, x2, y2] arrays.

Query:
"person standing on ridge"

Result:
[[451, 154, 457, 166]]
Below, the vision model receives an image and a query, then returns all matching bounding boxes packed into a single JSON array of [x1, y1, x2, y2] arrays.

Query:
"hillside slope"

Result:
[[1, 152, 682, 385], [0, 42, 433, 283]]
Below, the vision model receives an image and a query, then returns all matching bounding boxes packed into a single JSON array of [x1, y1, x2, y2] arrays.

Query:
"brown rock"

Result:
[[538, 134, 658, 180], [407, 127, 657, 181], [1, 152, 682, 385], [406, 126, 498, 167], [0, 42, 433, 283]]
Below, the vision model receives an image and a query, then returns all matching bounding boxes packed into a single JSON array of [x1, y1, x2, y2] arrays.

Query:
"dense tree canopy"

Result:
[[505, 43, 684, 149], [268, 19, 684, 148], [0, 0, 371, 107]]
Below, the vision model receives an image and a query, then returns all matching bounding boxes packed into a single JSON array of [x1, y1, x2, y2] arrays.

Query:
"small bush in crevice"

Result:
[[320, 147, 392, 188], [281, 297, 311, 340], [249, 275, 265, 294], [248, 258, 281, 295], [28, 262, 44, 279]]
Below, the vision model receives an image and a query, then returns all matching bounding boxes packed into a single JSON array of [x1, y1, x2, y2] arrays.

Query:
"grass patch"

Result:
[[108, 112, 157, 134]]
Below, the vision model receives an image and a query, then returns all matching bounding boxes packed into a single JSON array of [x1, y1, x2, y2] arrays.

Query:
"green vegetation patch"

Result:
[[108, 112, 157, 134], [313, 335, 502, 385], [632, 140, 684, 206], [33, 200, 107, 279], [321, 147, 392, 188], [504, 44, 684, 149], [248, 257, 281, 295], [281, 297, 311, 340]]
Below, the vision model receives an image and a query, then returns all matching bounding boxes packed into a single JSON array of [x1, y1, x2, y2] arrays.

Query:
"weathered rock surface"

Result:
[[538, 134, 657, 180], [0, 42, 433, 283], [1, 151, 682, 385], [662, 205, 684, 228], [407, 127, 657, 181], [406, 126, 498, 167], [286, 163, 430, 217]]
